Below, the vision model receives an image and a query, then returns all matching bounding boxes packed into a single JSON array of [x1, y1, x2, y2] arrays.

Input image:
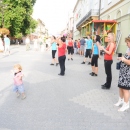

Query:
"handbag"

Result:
[[116, 61, 121, 70]]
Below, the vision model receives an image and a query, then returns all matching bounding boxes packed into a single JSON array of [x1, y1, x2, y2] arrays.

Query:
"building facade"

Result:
[[100, 0, 130, 53], [73, 0, 99, 40], [31, 19, 48, 40], [67, 11, 74, 38]]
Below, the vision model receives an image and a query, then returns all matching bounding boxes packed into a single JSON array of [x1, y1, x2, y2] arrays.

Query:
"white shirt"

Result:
[[126, 48, 130, 53], [25, 38, 30, 44]]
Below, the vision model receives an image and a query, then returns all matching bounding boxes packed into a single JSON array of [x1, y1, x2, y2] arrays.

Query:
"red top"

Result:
[[68, 41, 73, 47], [104, 44, 116, 60], [58, 43, 66, 57], [77, 42, 80, 48]]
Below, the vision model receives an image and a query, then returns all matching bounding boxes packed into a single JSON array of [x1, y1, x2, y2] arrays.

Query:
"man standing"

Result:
[[80, 37, 85, 56], [4, 35, 10, 55], [74, 40, 77, 54], [25, 36, 30, 51]]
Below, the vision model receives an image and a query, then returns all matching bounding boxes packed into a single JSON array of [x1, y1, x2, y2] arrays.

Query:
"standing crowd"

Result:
[[3, 33, 129, 112], [46, 33, 130, 112]]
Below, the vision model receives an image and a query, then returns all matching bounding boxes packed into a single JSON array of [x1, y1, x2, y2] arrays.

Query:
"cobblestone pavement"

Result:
[[0, 45, 130, 130]]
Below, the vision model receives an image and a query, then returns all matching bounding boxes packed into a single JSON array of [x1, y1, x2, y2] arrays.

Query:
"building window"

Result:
[[117, 22, 121, 30], [101, 0, 104, 9], [108, 0, 112, 4], [128, 9, 130, 14], [117, 10, 121, 19], [107, 15, 111, 20]]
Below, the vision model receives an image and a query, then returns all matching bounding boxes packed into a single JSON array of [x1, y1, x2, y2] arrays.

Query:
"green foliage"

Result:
[[0, 0, 37, 37]]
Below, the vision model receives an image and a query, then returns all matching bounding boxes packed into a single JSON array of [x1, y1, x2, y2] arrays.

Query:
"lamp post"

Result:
[[98, 0, 101, 20]]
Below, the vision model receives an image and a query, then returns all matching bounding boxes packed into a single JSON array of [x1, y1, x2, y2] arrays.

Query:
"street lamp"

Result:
[[98, 0, 101, 20]]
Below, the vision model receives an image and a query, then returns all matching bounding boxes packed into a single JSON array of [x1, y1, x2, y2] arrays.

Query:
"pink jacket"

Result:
[[14, 72, 23, 86]]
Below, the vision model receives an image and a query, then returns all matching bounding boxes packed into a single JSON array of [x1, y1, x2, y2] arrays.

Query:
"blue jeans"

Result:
[[13, 84, 25, 93]]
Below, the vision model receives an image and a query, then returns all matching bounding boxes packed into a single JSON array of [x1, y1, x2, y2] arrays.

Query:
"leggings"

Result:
[[52, 50, 56, 58], [104, 60, 113, 88], [58, 55, 66, 75], [91, 55, 99, 67]]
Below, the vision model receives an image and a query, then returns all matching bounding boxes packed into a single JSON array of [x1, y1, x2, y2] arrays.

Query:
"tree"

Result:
[[0, 0, 37, 38]]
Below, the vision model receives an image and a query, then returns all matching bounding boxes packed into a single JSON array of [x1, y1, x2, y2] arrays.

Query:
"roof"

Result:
[[92, 20, 117, 23]]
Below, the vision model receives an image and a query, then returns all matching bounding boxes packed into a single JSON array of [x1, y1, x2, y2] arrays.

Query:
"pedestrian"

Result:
[[33, 37, 38, 51], [90, 35, 101, 76], [25, 36, 30, 51], [80, 37, 85, 56], [38, 36, 43, 50], [114, 35, 130, 112], [74, 40, 78, 54], [67, 37, 74, 60], [47, 35, 59, 66], [81, 35, 93, 65], [84, 37, 88, 55], [0, 37, 4, 52], [45, 38, 49, 49], [77, 39, 80, 54], [12, 64, 26, 100], [57, 36, 66, 76], [100, 33, 116, 89], [4, 35, 11, 55]]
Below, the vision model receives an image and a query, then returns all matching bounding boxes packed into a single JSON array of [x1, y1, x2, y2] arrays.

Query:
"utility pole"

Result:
[[98, 0, 101, 20]]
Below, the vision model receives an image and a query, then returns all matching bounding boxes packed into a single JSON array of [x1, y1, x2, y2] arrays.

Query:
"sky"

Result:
[[33, 0, 77, 35]]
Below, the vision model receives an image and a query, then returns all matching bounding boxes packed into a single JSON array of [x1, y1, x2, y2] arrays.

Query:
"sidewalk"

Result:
[[0, 45, 130, 130]]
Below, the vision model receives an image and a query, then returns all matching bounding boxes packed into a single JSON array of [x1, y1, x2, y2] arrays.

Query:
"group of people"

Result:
[[46, 33, 130, 112], [11, 33, 130, 112], [25, 36, 44, 51]]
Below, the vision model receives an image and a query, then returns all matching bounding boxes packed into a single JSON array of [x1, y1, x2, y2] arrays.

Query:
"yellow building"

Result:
[[100, 0, 130, 53]]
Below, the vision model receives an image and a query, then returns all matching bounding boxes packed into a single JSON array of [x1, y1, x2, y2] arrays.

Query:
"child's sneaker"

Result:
[[17, 93, 20, 98], [21, 95, 26, 100]]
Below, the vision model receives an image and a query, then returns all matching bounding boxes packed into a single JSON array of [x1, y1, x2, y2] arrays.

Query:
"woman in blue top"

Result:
[[81, 35, 93, 65], [90, 35, 101, 76], [47, 36, 59, 66]]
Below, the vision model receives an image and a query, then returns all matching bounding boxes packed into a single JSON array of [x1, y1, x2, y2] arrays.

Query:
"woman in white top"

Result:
[[0, 37, 4, 51], [33, 37, 38, 51]]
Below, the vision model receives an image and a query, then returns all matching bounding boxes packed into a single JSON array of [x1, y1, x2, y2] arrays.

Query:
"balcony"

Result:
[[76, 9, 99, 28]]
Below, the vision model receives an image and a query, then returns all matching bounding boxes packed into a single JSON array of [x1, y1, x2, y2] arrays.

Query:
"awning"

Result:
[[82, 21, 92, 28], [92, 20, 117, 23]]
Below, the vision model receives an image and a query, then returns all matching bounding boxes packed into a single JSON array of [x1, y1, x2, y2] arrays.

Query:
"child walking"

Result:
[[12, 64, 26, 100]]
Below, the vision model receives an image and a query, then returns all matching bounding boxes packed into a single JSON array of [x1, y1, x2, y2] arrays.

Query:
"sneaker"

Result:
[[114, 97, 124, 107], [71, 58, 73, 60], [118, 102, 129, 112], [89, 72, 94, 76], [88, 62, 91, 65], [81, 62, 85, 64], [56, 63, 59, 66], [21, 95, 26, 100], [17, 93, 20, 98], [91, 73, 95, 76]]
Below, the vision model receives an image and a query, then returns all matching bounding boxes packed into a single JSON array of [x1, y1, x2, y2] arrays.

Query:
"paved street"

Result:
[[0, 45, 130, 130]]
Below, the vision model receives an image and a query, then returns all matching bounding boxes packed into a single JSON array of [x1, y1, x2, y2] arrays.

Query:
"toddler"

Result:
[[12, 64, 26, 100]]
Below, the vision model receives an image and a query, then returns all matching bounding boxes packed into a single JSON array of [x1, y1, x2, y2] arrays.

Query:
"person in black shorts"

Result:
[[81, 35, 93, 65], [90, 35, 101, 76], [47, 36, 59, 66], [67, 37, 74, 60]]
